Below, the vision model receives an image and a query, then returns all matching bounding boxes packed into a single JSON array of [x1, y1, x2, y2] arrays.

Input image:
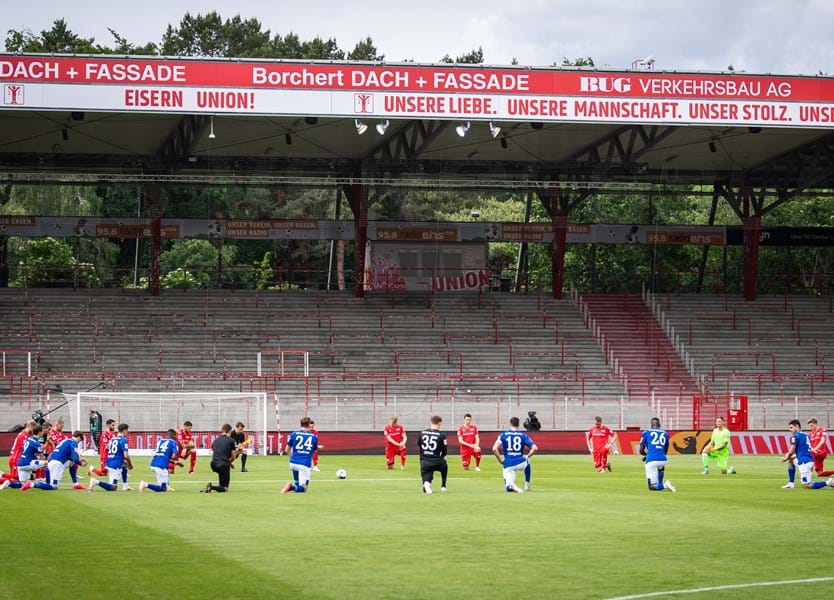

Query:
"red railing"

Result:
[[710, 352, 776, 381], [393, 351, 463, 376], [689, 316, 752, 345]]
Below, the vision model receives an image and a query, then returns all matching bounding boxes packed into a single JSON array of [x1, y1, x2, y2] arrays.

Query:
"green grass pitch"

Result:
[[1, 454, 831, 599]]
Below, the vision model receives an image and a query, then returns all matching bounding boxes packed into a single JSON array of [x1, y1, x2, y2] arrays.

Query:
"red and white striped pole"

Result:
[[274, 393, 283, 455]]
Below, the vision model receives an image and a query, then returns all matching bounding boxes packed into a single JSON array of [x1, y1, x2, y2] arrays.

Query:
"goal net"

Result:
[[692, 394, 748, 430], [71, 392, 268, 455]]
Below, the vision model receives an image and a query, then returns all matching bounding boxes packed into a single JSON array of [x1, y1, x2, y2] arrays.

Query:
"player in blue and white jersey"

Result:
[[140, 429, 180, 493], [492, 417, 537, 493], [0, 425, 47, 490], [25, 431, 89, 491], [639, 417, 676, 492], [281, 417, 319, 494], [781, 419, 834, 490], [89, 423, 133, 492]]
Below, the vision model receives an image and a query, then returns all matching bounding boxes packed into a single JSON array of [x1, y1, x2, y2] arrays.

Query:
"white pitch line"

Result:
[[606, 576, 834, 600]]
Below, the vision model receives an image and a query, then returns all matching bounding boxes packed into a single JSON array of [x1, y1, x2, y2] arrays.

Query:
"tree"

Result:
[[440, 47, 484, 64], [159, 239, 237, 288], [348, 37, 384, 61], [561, 57, 595, 67], [10, 237, 100, 288]]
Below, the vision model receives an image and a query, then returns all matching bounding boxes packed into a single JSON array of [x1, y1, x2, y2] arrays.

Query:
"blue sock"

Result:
[[524, 463, 531, 484], [506, 485, 513, 492], [788, 465, 796, 483], [148, 483, 166, 492], [292, 484, 306, 493], [98, 481, 116, 491], [34, 482, 54, 491], [811, 481, 828, 489], [121, 468, 128, 483], [9, 481, 22, 489], [69, 465, 78, 483]]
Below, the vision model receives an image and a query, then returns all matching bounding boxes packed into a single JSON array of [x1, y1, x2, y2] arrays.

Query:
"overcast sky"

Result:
[[5, 0, 834, 74]]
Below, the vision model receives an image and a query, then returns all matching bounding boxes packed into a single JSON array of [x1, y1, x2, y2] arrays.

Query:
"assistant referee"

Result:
[[203, 423, 241, 493]]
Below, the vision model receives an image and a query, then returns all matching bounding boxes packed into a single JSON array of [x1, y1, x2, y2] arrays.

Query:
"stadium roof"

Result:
[[2, 54, 834, 198]]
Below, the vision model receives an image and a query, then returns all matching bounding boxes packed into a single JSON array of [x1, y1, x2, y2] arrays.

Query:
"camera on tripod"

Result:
[[523, 410, 541, 432]]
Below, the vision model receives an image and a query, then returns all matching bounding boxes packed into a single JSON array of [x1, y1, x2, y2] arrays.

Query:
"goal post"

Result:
[[692, 394, 748, 430], [72, 392, 268, 455]]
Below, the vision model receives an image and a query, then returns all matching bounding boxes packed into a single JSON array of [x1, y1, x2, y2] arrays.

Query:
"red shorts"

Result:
[[460, 447, 481, 466], [592, 446, 610, 468], [385, 444, 406, 464], [813, 452, 828, 472]]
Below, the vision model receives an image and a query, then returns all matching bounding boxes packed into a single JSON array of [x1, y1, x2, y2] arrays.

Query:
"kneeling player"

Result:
[[1, 425, 47, 490], [419, 415, 448, 494], [781, 419, 834, 490], [281, 417, 318, 494], [89, 423, 132, 492], [27, 431, 87, 491], [808, 418, 834, 478], [639, 417, 676, 492], [457, 414, 481, 471], [141, 429, 180, 493], [1, 420, 35, 485], [89, 419, 116, 478], [492, 417, 537, 493], [701, 416, 735, 475]]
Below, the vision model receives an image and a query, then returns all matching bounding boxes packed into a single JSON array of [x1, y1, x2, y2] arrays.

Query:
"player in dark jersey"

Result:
[[418, 415, 448, 494]]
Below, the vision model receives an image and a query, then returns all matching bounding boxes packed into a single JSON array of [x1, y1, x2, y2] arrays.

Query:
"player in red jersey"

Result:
[[88, 419, 116, 477], [384, 416, 407, 470], [176, 421, 197, 474], [1, 420, 35, 482], [457, 413, 482, 471], [807, 417, 834, 477], [47, 418, 67, 451], [587, 416, 618, 472], [310, 419, 321, 472]]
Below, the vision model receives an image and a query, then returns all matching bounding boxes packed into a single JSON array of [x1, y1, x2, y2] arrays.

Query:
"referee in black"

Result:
[[203, 423, 241, 493], [418, 415, 448, 494]]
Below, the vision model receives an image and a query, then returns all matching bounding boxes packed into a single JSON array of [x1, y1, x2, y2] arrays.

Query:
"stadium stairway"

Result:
[[580, 293, 698, 423]]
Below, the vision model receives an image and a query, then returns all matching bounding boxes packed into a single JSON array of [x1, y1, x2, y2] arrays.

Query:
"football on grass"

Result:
[[336, 469, 347, 479]]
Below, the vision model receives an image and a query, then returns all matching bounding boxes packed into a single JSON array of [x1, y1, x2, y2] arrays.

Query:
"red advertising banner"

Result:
[[376, 226, 459, 242], [224, 219, 319, 239], [94, 223, 180, 238], [4, 55, 834, 127], [646, 230, 726, 246]]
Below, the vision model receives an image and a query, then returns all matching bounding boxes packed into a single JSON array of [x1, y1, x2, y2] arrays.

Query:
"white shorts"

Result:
[[106, 467, 123, 486], [17, 460, 47, 483], [47, 460, 68, 487], [290, 463, 311, 487], [151, 466, 169, 486], [645, 460, 668, 485], [798, 461, 814, 485], [502, 459, 529, 485]]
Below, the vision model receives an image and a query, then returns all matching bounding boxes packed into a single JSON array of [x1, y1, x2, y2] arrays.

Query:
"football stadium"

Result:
[[2, 11, 834, 599]]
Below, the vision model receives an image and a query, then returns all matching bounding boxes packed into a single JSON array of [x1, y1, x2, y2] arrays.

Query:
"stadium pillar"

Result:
[[151, 216, 161, 297], [741, 183, 760, 301], [551, 188, 568, 299], [350, 184, 367, 298]]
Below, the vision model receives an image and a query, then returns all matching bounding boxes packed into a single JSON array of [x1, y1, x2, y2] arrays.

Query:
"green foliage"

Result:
[[440, 46, 484, 64], [561, 56, 595, 67], [159, 239, 237, 288], [10, 237, 100, 288]]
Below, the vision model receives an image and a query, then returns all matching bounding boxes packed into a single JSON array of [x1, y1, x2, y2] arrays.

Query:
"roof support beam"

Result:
[[156, 115, 210, 169]]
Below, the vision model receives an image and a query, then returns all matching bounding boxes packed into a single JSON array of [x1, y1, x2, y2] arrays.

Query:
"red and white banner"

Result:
[[3, 55, 834, 127]]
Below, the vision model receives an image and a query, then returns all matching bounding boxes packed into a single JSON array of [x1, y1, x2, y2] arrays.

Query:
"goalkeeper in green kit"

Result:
[[701, 416, 736, 475]]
